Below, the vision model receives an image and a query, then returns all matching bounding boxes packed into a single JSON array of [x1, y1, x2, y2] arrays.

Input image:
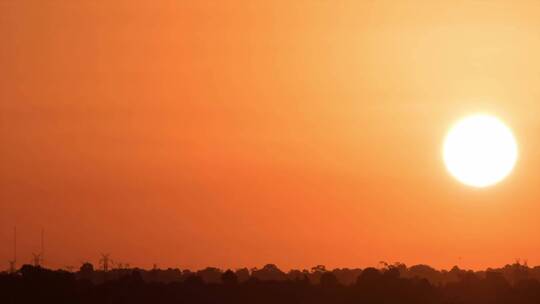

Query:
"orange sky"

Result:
[[2, 0, 540, 271]]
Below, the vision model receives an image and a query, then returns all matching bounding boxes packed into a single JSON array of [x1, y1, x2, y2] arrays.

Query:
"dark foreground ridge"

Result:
[[2, 262, 540, 303]]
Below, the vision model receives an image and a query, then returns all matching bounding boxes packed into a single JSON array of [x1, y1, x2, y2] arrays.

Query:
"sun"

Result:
[[443, 114, 518, 188]]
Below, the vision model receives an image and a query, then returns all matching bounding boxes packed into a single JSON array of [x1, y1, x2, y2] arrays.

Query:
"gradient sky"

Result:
[[2, 0, 540, 271]]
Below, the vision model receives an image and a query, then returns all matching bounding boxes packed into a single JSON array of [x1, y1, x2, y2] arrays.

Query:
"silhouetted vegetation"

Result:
[[3, 261, 540, 303]]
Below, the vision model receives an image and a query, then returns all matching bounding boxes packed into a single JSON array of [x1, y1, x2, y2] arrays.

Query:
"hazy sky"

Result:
[[2, 0, 540, 271]]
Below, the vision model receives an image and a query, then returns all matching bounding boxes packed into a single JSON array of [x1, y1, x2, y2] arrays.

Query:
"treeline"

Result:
[[74, 261, 540, 286], [2, 262, 540, 303]]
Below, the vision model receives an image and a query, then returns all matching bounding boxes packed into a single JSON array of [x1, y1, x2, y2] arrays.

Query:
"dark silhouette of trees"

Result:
[[221, 269, 239, 285], [320, 271, 339, 287], [196, 267, 222, 283], [251, 264, 287, 281], [3, 262, 540, 303], [235, 268, 250, 282], [80, 262, 94, 273]]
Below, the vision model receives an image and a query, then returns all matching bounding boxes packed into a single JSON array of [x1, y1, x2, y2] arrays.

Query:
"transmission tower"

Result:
[[31, 253, 42, 267], [100, 254, 113, 272], [32, 229, 45, 267], [30, 228, 45, 267], [40, 228, 45, 266], [8, 227, 16, 273]]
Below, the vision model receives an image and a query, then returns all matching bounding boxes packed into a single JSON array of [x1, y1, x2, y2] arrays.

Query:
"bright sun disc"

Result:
[[443, 114, 518, 188]]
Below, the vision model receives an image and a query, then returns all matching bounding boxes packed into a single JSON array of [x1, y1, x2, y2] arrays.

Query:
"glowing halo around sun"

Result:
[[443, 114, 518, 188]]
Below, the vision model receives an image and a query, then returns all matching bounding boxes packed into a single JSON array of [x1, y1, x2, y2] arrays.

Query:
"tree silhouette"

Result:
[[4, 263, 540, 303], [320, 271, 339, 288], [221, 269, 238, 285]]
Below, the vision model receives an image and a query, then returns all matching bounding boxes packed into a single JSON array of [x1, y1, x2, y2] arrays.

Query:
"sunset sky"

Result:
[[2, 0, 540, 271]]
